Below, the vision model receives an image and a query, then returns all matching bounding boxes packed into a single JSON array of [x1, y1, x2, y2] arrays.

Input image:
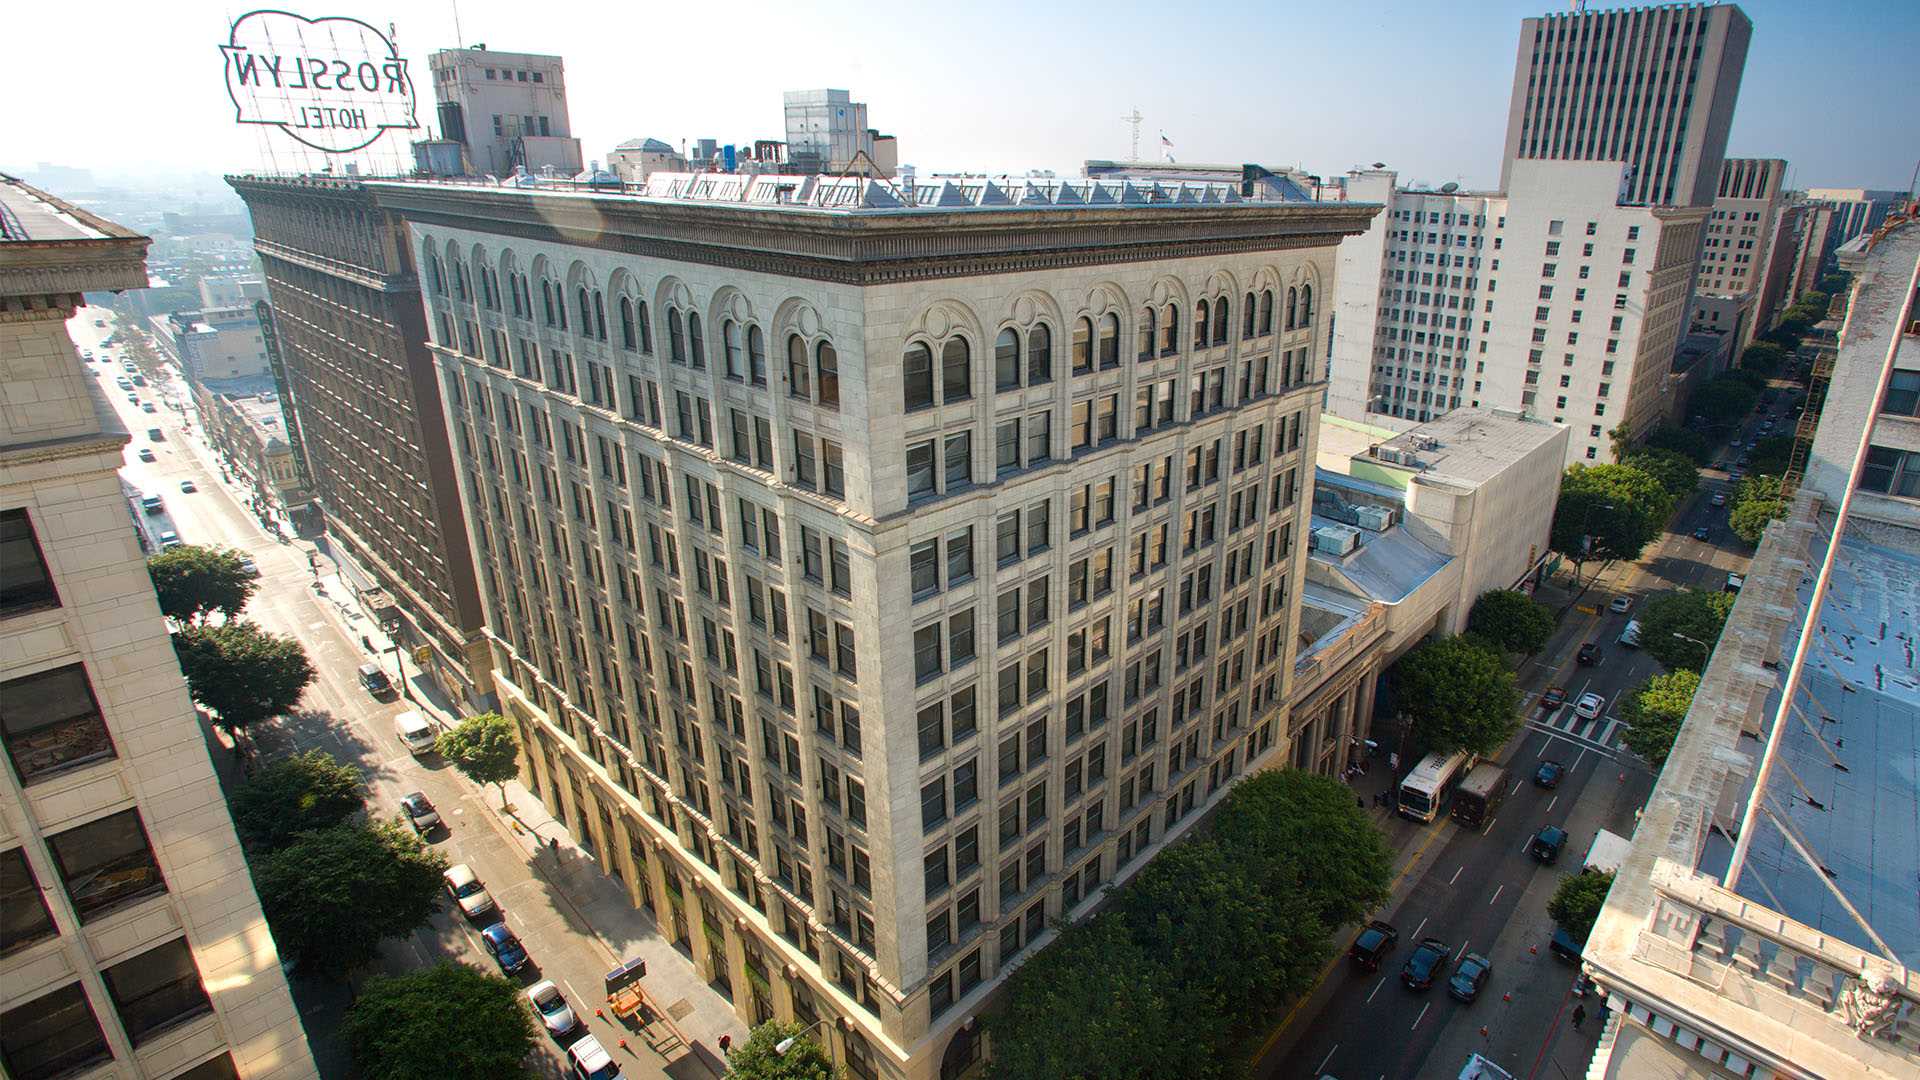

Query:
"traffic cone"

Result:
[[1503, 991, 1513, 1002], [1529, 944, 1538, 955], [1479, 1026, 1489, 1039], [594, 1008, 605, 1019]]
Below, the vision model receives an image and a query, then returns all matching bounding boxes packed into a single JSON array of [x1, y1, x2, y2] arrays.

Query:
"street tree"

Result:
[[1642, 425, 1713, 467], [1739, 340, 1790, 376], [1210, 769, 1394, 930], [1548, 871, 1617, 944], [1550, 464, 1674, 578], [1619, 669, 1701, 769], [344, 962, 536, 1080], [723, 1021, 842, 1080], [229, 749, 363, 850], [1640, 589, 1737, 671], [1391, 636, 1520, 756], [435, 712, 521, 808], [173, 620, 315, 736], [147, 544, 257, 624], [1747, 436, 1794, 477], [1691, 376, 1762, 430], [1730, 476, 1789, 546], [255, 820, 447, 978], [1624, 448, 1700, 502], [1465, 589, 1555, 656]]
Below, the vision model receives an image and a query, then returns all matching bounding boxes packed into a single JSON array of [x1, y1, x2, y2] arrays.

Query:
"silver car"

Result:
[[442, 863, 496, 918]]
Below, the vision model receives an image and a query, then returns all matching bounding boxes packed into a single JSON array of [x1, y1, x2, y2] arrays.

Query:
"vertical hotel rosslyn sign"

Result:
[[222, 10, 418, 153]]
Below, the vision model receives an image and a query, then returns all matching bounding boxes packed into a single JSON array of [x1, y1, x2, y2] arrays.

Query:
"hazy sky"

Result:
[[6, 0, 1915, 191]]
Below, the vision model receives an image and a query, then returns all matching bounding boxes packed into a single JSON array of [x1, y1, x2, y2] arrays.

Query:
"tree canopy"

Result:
[[147, 544, 257, 624], [1550, 464, 1675, 568], [1392, 636, 1520, 756], [1624, 448, 1700, 502], [1209, 770, 1394, 930], [725, 1022, 842, 1080], [1747, 436, 1794, 477], [1466, 589, 1556, 655], [1729, 474, 1788, 546], [230, 749, 363, 850], [173, 620, 315, 734], [1549, 871, 1616, 944], [1641, 425, 1713, 467], [436, 712, 521, 808], [255, 820, 447, 978], [1739, 340, 1790, 376], [1691, 375, 1762, 430], [1619, 669, 1700, 769], [344, 962, 536, 1080], [1640, 588, 1737, 671]]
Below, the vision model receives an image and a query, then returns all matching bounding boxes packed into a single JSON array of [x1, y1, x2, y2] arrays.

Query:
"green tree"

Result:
[[344, 962, 536, 1080], [1466, 589, 1557, 655], [255, 820, 447, 978], [229, 749, 363, 850], [1624, 448, 1700, 502], [1739, 340, 1789, 376], [1640, 588, 1737, 671], [1747, 436, 1794, 477], [147, 544, 257, 624], [1550, 464, 1675, 576], [1548, 871, 1616, 944], [1729, 475, 1788, 545], [435, 712, 522, 808], [1391, 636, 1520, 756], [724, 1021, 842, 1080], [1210, 770, 1393, 930], [1607, 423, 1633, 464], [173, 621, 315, 735], [1618, 669, 1701, 769], [1817, 273, 1849, 298], [986, 915, 1225, 1080], [1642, 425, 1712, 467], [1691, 376, 1761, 429]]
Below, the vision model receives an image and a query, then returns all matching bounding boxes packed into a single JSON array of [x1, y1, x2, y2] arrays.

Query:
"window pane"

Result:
[[0, 509, 59, 614], [103, 938, 211, 1046], [942, 338, 971, 402], [903, 344, 933, 410], [0, 982, 110, 1080], [944, 432, 971, 489], [48, 808, 165, 921], [2, 664, 114, 785], [1, 848, 58, 956], [995, 329, 1020, 390], [906, 441, 937, 499]]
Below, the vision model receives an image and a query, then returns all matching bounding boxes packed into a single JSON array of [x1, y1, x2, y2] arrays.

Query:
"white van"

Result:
[[1618, 619, 1644, 648], [395, 711, 437, 754]]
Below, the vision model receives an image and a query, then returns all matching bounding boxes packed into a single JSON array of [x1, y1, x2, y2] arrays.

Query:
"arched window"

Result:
[[1027, 323, 1052, 384], [941, 337, 970, 402], [593, 291, 607, 340], [723, 319, 743, 377], [555, 283, 568, 330], [1244, 292, 1257, 338], [1212, 296, 1229, 345], [1098, 312, 1120, 367], [995, 328, 1020, 390], [541, 281, 556, 325], [1300, 284, 1313, 325], [747, 325, 766, 386], [427, 254, 444, 294], [1072, 316, 1093, 373], [816, 341, 840, 408], [1138, 306, 1156, 359], [1260, 289, 1274, 334], [788, 335, 812, 399], [636, 300, 652, 353], [618, 297, 636, 350], [1194, 299, 1209, 349], [578, 287, 592, 331], [687, 313, 705, 369], [902, 342, 932, 410], [667, 307, 686, 363], [1286, 287, 1299, 330], [1161, 303, 1178, 354]]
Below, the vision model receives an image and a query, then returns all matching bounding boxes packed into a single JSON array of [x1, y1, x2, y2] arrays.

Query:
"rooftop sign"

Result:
[[221, 10, 418, 154]]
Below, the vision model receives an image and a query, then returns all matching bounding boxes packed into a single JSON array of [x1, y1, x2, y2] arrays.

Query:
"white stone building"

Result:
[[1689, 157, 1790, 355], [0, 178, 316, 1079], [371, 169, 1375, 1080]]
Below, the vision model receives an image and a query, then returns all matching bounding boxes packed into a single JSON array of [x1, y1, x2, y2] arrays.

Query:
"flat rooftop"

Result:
[[1365, 408, 1562, 489], [1308, 472, 1453, 605], [0, 177, 107, 241]]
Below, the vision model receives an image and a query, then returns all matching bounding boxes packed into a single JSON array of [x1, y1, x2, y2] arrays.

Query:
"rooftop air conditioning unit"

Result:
[[1311, 524, 1362, 557], [1375, 447, 1401, 464], [1353, 505, 1397, 532]]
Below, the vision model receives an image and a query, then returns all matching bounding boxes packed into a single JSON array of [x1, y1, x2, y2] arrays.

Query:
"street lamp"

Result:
[[1671, 631, 1713, 658], [381, 614, 413, 702], [774, 1018, 835, 1056]]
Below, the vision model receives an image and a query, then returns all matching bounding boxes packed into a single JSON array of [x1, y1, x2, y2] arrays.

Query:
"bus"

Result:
[[1450, 763, 1509, 829], [1399, 750, 1474, 823]]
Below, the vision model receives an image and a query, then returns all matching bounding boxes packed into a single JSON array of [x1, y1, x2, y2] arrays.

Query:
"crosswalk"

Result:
[[1520, 692, 1629, 758]]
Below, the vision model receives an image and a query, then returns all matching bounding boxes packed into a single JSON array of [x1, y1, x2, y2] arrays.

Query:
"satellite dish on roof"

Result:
[[1441, 182, 1460, 193]]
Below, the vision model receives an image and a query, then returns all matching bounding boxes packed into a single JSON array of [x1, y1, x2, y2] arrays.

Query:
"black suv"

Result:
[[1401, 937, 1452, 991], [1348, 920, 1399, 971], [1576, 642, 1601, 666]]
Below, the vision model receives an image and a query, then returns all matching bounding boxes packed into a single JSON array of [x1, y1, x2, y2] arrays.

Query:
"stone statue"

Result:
[[1838, 964, 1905, 1039]]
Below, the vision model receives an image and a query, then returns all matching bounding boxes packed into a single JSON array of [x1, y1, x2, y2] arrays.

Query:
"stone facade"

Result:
[[377, 175, 1374, 1080]]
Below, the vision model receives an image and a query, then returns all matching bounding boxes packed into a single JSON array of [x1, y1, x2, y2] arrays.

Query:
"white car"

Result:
[[1575, 692, 1606, 720], [526, 979, 579, 1037], [442, 863, 496, 918], [1608, 596, 1632, 614], [1711, 492, 1727, 507], [566, 1034, 623, 1080]]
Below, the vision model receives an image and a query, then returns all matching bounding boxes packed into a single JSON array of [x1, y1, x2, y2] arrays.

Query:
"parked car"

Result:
[[237, 556, 258, 576], [137, 448, 156, 462], [1549, 927, 1584, 964], [480, 921, 529, 975], [1401, 937, 1452, 991], [140, 493, 163, 514], [1534, 760, 1566, 789], [526, 980, 579, 1037], [566, 1034, 623, 1080], [1694, 525, 1711, 540], [1531, 825, 1569, 863], [1348, 920, 1399, 971], [157, 530, 181, 550], [1711, 492, 1727, 507], [399, 791, 441, 834], [1540, 686, 1567, 711], [1608, 596, 1632, 614], [178, 480, 197, 493], [442, 864, 497, 919], [1575, 692, 1606, 720], [1448, 952, 1493, 1002], [1576, 641, 1601, 666], [141, 401, 157, 413]]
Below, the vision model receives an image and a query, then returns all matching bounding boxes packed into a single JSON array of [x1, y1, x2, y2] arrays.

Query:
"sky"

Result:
[[5, 0, 1915, 193]]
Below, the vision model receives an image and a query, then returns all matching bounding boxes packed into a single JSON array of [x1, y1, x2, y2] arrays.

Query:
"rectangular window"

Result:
[[1, 848, 58, 956], [48, 808, 165, 922], [103, 937, 212, 1047], [0, 982, 110, 1080], [0, 509, 59, 614], [2, 663, 115, 784]]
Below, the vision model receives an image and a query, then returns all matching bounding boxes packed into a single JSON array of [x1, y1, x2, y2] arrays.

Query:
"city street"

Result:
[[75, 312, 739, 1080], [1258, 434, 1764, 1080]]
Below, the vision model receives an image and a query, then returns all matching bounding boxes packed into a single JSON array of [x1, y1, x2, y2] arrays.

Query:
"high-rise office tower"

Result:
[[370, 169, 1373, 1080], [0, 176, 316, 1080], [1500, 3, 1753, 208], [228, 176, 491, 709], [1690, 157, 1789, 352]]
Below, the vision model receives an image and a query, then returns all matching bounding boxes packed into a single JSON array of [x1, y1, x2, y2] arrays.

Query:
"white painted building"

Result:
[[428, 46, 583, 177]]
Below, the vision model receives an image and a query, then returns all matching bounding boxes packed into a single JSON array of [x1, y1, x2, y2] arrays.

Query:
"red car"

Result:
[[1541, 686, 1568, 711]]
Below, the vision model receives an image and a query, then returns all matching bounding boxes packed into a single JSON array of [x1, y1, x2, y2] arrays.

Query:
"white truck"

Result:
[[1584, 828, 1633, 874]]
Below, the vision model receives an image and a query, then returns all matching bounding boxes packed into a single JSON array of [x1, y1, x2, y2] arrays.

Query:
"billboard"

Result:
[[221, 9, 419, 154]]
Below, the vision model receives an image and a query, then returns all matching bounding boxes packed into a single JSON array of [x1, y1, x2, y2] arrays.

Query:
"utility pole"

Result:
[[1122, 107, 1143, 162]]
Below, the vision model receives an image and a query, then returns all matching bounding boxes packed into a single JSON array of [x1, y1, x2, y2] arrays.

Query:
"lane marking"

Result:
[[1456, 940, 1471, 962], [1489, 884, 1505, 906], [1547, 795, 1558, 813], [1510, 780, 1524, 796], [1572, 746, 1589, 771], [1449, 865, 1464, 886], [1367, 977, 1384, 1003], [1412, 1002, 1430, 1030], [1412, 916, 1429, 940], [1316, 1046, 1339, 1076]]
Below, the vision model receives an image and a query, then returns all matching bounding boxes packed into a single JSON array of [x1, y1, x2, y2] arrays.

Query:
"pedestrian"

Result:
[[548, 837, 560, 856], [718, 1034, 732, 1054], [1356, 796, 1365, 809], [1572, 1003, 1587, 1030]]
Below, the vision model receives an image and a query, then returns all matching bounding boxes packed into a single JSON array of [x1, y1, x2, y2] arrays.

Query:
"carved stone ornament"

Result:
[[1837, 964, 1904, 1038]]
